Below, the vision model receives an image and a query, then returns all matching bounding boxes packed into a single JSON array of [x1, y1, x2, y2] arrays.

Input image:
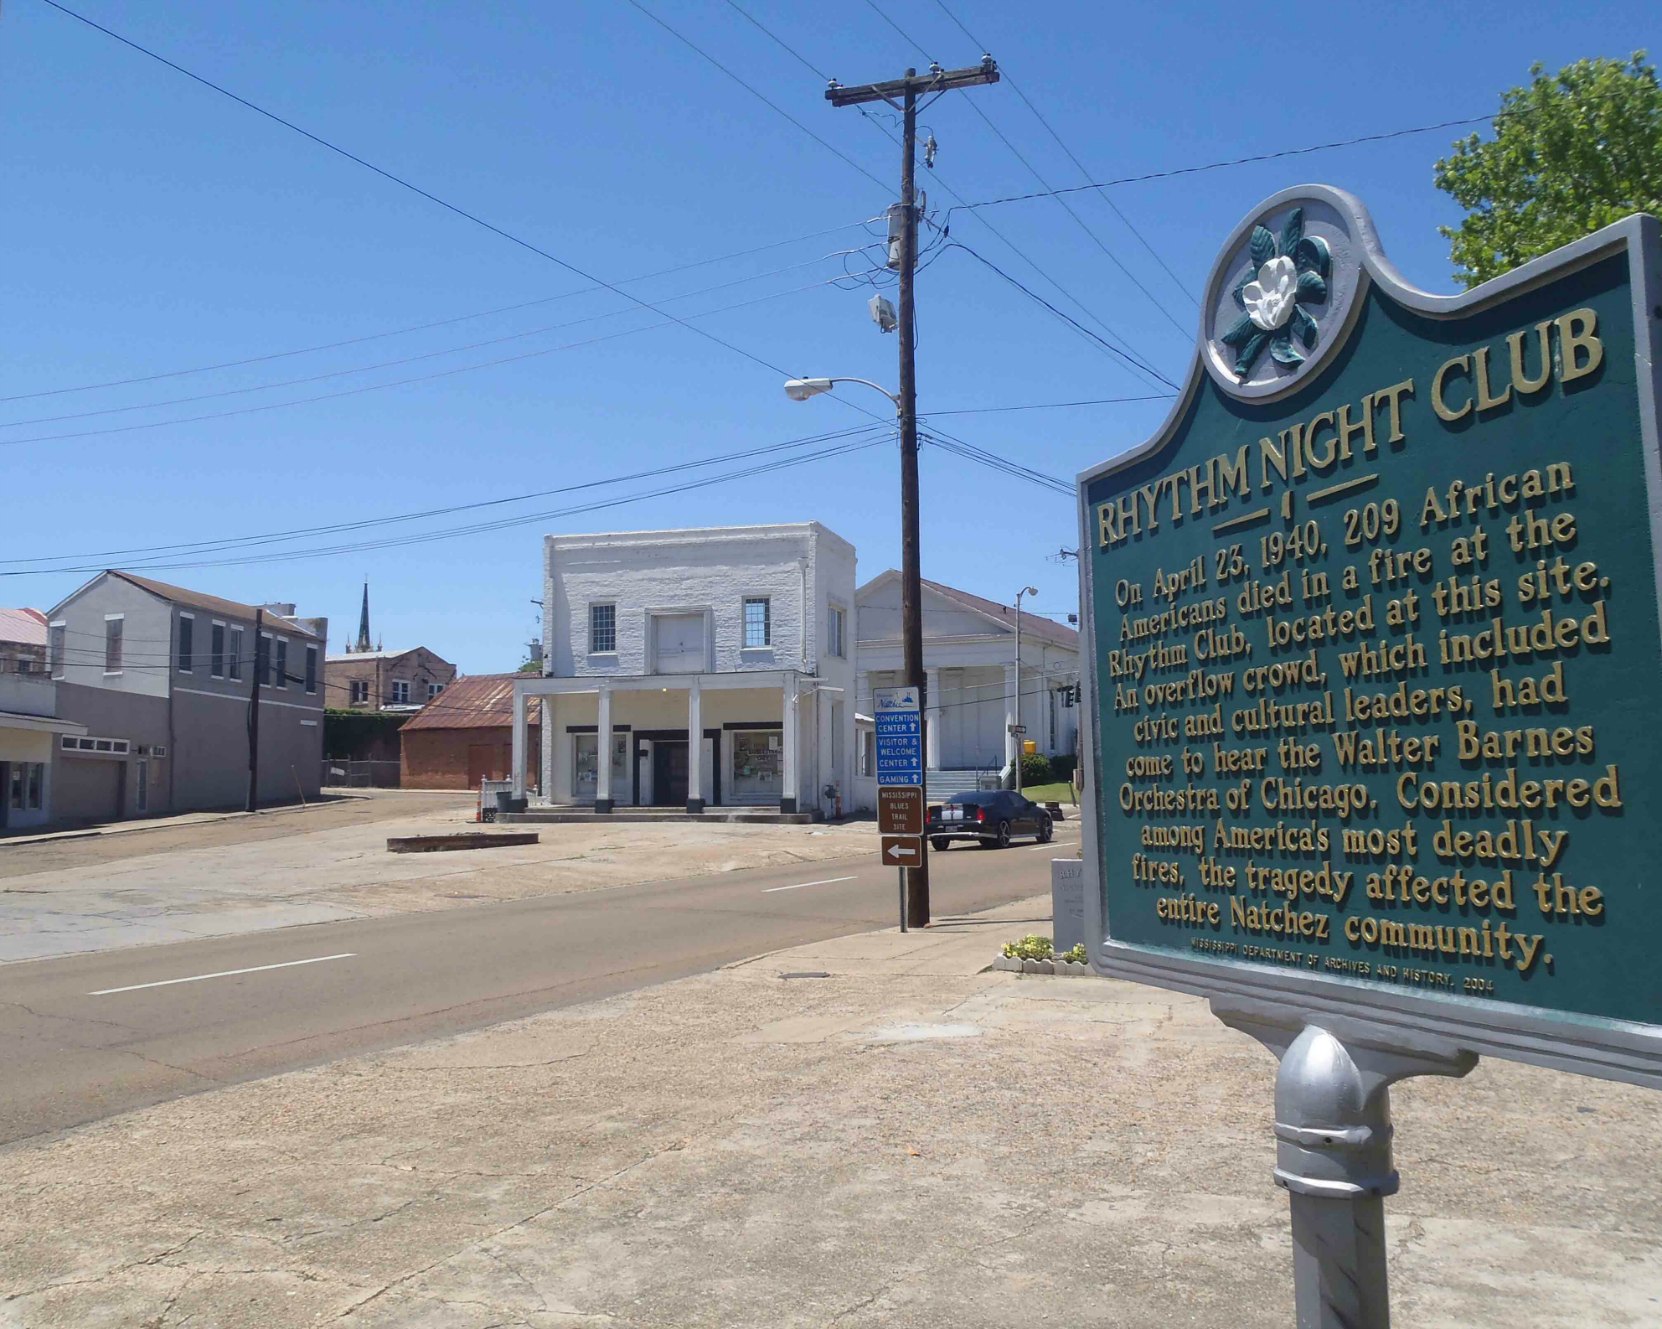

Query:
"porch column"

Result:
[[511, 688, 529, 798], [539, 697, 554, 803], [780, 677, 799, 813], [596, 684, 614, 813], [925, 667, 943, 771], [1004, 661, 1020, 780], [686, 680, 704, 813]]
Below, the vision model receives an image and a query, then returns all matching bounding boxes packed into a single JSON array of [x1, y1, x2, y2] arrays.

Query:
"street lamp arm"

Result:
[[783, 376, 901, 410]]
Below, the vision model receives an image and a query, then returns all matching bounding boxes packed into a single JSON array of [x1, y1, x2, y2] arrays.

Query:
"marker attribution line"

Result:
[[763, 876, 857, 894], [89, 953, 357, 996]]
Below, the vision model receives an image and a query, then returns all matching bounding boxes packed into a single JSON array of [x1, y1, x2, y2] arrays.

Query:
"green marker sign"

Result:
[[1079, 186, 1662, 1087]]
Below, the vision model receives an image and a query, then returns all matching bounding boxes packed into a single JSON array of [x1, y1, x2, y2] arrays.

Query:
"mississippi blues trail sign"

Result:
[[1078, 186, 1662, 1086]]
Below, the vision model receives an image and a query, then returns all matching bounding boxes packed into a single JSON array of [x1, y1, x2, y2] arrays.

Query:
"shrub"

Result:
[[1001, 934, 1054, 961], [1060, 943, 1087, 965], [1020, 752, 1052, 785]]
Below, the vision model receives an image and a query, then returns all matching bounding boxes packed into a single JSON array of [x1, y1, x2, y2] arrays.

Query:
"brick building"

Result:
[[400, 673, 539, 791], [324, 646, 456, 713], [0, 608, 49, 676]]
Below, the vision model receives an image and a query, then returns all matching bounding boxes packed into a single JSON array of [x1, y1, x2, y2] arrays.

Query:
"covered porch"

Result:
[[511, 670, 813, 815]]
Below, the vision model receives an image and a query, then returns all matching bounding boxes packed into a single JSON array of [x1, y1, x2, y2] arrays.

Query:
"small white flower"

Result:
[[1242, 255, 1298, 331]]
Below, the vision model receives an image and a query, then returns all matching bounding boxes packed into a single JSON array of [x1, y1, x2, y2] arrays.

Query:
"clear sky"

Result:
[[3, 1, 1654, 670]]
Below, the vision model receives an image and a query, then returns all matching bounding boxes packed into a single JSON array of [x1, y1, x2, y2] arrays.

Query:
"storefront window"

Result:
[[729, 729, 783, 802], [573, 733, 629, 800]]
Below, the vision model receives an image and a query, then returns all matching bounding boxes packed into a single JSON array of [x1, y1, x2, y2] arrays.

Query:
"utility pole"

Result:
[[246, 607, 263, 813], [828, 57, 998, 929]]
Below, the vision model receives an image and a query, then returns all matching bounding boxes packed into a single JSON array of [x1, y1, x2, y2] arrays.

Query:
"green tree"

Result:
[[1435, 52, 1662, 288]]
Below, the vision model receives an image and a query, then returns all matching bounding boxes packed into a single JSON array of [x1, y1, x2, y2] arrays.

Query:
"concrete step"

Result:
[[499, 807, 818, 825]]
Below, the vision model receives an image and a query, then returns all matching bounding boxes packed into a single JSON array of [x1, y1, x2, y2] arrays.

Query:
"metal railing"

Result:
[[322, 759, 401, 788]]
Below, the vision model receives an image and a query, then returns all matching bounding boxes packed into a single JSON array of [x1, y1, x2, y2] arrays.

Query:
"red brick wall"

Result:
[[401, 726, 540, 791]]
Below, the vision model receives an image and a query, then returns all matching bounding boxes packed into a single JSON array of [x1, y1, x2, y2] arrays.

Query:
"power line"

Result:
[[941, 238, 1181, 390], [621, 0, 889, 192], [0, 221, 877, 406], [0, 276, 857, 448], [928, 0, 1198, 307], [37, 0, 846, 394], [860, 0, 1187, 338], [3, 425, 888, 572], [856, 1, 1191, 345], [924, 393, 1174, 416], [0, 251, 876, 430], [5, 433, 891, 577], [726, 0, 1173, 390], [920, 428, 1073, 496], [955, 114, 1500, 213]]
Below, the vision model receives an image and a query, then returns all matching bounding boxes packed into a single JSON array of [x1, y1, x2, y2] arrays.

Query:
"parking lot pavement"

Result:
[[0, 791, 874, 964], [2, 894, 1656, 1328]]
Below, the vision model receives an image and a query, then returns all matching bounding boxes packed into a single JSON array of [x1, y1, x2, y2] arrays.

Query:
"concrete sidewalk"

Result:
[[2, 896, 1658, 1327]]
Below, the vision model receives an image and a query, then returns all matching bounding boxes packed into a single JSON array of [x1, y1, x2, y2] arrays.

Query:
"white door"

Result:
[[653, 614, 705, 674]]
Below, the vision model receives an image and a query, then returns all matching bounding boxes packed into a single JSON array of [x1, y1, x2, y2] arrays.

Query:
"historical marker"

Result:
[[1079, 186, 1662, 1087]]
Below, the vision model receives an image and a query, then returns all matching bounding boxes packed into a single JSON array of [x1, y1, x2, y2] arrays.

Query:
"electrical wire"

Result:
[[0, 275, 861, 449], [35, 0, 869, 406], [940, 238, 1181, 390], [2, 425, 889, 572], [924, 393, 1174, 416], [621, 0, 889, 193], [724, 0, 1167, 390], [4, 433, 893, 577], [0, 251, 881, 430], [920, 429, 1074, 496], [928, 0, 1198, 308], [954, 115, 1502, 214], [0, 221, 878, 406], [856, 1, 1191, 347]]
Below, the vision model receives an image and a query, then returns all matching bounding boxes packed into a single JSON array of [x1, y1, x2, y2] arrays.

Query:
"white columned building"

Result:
[[854, 572, 1080, 802], [512, 523, 857, 819]]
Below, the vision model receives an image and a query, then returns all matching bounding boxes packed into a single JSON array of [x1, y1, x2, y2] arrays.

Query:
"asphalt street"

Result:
[[0, 825, 1079, 1145]]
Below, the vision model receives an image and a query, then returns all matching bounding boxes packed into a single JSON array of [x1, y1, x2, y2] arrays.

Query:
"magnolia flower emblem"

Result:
[[1220, 207, 1330, 377]]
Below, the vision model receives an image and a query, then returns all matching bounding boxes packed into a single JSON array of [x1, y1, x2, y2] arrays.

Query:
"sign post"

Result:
[[1078, 187, 1662, 1324], [874, 685, 925, 932]]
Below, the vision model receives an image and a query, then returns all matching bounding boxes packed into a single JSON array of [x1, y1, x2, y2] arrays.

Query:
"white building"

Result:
[[855, 573, 1079, 800], [512, 523, 857, 817]]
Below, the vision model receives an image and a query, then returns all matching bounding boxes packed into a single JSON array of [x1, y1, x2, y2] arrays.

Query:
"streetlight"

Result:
[[783, 377, 900, 409], [786, 371, 929, 928], [1013, 585, 1038, 792]]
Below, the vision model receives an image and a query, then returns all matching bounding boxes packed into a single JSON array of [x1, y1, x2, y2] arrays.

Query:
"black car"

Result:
[[927, 790, 1053, 851]]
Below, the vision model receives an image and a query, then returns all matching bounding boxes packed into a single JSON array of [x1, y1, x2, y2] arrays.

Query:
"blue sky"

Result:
[[3, 1, 1653, 670]]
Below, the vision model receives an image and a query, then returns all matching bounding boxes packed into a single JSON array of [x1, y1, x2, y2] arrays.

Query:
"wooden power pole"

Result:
[[246, 607, 263, 813], [827, 58, 999, 928]]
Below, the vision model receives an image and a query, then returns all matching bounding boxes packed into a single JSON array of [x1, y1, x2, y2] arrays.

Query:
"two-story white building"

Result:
[[511, 523, 857, 818]]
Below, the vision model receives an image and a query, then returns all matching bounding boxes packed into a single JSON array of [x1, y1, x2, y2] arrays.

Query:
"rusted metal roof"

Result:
[[400, 673, 520, 731]]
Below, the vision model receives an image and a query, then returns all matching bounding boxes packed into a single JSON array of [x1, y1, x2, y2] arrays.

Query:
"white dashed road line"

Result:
[[89, 953, 357, 996]]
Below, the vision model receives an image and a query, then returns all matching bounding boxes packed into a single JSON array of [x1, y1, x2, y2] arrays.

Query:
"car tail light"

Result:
[[975, 806, 986, 823]]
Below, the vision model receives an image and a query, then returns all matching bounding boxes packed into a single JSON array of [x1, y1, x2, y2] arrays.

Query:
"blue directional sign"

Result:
[[873, 685, 923, 787]]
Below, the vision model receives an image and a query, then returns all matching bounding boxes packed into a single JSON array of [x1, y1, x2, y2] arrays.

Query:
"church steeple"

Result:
[[353, 581, 372, 653]]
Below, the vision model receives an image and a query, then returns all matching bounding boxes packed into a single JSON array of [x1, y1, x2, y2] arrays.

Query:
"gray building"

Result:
[[44, 572, 328, 824]]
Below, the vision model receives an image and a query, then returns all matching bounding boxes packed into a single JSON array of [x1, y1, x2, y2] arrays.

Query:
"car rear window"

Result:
[[948, 792, 994, 806]]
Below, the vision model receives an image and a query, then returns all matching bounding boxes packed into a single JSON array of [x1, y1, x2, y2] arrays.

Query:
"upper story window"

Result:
[[104, 615, 124, 673], [228, 626, 244, 681], [743, 597, 771, 649], [304, 644, 318, 695], [210, 622, 226, 678], [427, 681, 444, 699], [256, 633, 271, 687], [349, 679, 369, 705], [590, 603, 617, 654], [828, 605, 846, 659], [48, 622, 65, 678], [273, 638, 288, 690], [390, 679, 411, 704], [177, 614, 194, 673]]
